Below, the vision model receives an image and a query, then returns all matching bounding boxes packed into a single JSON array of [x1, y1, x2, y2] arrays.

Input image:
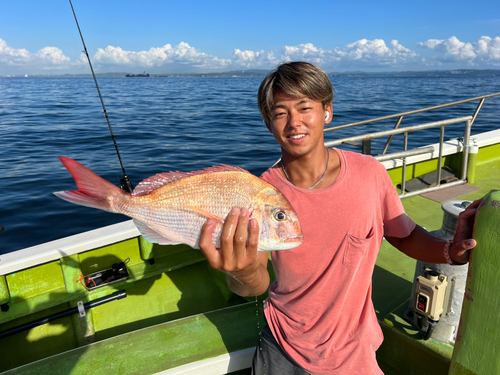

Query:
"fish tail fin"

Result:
[[54, 157, 127, 212]]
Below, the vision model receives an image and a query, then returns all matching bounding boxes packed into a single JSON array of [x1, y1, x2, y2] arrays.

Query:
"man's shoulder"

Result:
[[339, 149, 384, 170], [260, 165, 279, 185]]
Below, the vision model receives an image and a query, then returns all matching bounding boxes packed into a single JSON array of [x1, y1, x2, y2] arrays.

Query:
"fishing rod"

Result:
[[68, 0, 134, 193]]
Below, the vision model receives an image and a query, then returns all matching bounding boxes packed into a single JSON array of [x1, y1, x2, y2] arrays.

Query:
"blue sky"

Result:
[[1, 0, 499, 75]]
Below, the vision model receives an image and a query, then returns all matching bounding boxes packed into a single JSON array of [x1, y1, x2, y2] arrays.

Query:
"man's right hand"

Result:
[[199, 207, 270, 297]]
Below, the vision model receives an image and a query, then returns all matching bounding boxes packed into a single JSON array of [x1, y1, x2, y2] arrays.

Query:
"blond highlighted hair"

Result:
[[258, 61, 333, 124]]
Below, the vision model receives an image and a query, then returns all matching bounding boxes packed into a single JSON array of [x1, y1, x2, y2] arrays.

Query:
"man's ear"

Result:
[[324, 103, 333, 124]]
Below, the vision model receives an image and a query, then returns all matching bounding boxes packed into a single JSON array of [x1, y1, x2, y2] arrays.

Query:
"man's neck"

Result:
[[280, 148, 340, 190]]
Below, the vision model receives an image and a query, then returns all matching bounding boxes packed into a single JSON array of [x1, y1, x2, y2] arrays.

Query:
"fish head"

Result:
[[253, 187, 303, 251]]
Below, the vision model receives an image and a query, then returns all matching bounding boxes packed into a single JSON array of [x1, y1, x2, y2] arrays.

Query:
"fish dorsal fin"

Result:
[[132, 165, 250, 197], [132, 171, 190, 197]]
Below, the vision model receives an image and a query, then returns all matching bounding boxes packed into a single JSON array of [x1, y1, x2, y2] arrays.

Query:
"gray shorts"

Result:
[[251, 324, 310, 375]]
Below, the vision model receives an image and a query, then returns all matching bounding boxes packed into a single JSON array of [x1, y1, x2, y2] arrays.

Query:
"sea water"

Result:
[[1, 75, 500, 254]]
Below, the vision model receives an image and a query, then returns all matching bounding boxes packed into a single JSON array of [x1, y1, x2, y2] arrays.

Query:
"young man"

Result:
[[198, 61, 479, 374]]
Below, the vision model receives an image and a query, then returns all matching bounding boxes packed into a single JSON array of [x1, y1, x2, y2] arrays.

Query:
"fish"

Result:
[[54, 157, 303, 251]]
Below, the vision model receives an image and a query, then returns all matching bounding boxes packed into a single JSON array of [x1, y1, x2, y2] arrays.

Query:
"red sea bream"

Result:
[[54, 157, 303, 251]]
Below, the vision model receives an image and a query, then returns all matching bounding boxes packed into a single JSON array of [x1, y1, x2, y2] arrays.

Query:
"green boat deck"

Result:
[[2, 303, 263, 375], [0, 146, 499, 375], [0, 237, 273, 374]]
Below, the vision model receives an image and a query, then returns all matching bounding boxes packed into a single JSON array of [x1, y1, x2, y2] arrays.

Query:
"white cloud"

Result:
[[232, 40, 421, 70], [332, 39, 420, 67], [475, 36, 500, 64], [76, 53, 89, 65], [35, 47, 71, 68], [418, 36, 500, 66], [283, 43, 321, 58], [0, 38, 31, 66], [1, 35, 500, 75], [94, 42, 231, 70], [232, 49, 278, 68], [0, 38, 73, 72], [418, 36, 476, 63]]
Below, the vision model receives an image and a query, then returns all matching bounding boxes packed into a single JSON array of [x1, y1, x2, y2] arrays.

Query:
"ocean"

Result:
[[2, 75, 500, 254]]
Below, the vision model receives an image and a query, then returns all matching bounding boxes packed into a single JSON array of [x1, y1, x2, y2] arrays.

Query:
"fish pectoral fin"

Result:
[[133, 219, 180, 245], [183, 207, 225, 224]]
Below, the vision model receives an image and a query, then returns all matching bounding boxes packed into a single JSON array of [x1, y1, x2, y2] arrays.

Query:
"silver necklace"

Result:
[[281, 148, 330, 190]]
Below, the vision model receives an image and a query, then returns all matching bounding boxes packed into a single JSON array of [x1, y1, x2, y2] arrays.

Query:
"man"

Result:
[[199, 61, 479, 374]]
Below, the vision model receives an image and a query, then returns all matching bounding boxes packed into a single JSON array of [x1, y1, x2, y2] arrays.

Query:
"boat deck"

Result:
[[374, 153, 500, 374]]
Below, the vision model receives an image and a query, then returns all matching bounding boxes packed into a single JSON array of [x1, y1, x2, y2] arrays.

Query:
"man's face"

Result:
[[267, 91, 332, 158]]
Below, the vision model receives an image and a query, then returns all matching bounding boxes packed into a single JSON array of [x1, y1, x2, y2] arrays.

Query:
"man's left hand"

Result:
[[450, 199, 483, 264]]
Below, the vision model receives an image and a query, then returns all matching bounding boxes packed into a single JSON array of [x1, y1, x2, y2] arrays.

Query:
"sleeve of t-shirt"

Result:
[[378, 163, 416, 238]]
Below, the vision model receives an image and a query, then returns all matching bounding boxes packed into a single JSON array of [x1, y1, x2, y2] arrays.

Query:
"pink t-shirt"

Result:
[[261, 149, 415, 375]]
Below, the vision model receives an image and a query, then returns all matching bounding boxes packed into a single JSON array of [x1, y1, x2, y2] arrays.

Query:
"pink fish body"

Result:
[[54, 157, 303, 251]]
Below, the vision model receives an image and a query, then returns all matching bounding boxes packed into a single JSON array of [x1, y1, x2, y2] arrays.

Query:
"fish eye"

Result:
[[273, 209, 287, 221]]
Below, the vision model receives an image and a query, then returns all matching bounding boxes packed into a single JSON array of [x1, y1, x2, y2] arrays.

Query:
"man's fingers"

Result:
[[234, 207, 250, 256], [450, 199, 483, 264], [219, 207, 244, 268], [199, 219, 221, 267], [460, 199, 482, 220], [457, 238, 477, 253], [452, 238, 477, 263], [247, 218, 260, 255], [469, 199, 483, 209], [454, 199, 483, 246], [201, 207, 259, 272], [199, 219, 216, 249]]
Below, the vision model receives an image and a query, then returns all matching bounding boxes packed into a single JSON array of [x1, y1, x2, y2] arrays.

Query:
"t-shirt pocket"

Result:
[[342, 229, 374, 267]]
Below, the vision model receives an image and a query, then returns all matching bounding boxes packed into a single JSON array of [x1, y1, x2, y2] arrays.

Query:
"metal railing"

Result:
[[324, 92, 500, 198]]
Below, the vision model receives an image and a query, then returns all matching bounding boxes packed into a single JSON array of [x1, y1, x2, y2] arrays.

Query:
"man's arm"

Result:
[[199, 207, 270, 297], [386, 199, 481, 264]]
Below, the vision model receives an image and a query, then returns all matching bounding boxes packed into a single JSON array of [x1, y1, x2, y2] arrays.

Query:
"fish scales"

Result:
[[124, 172, 267, 247], [54, 157, 303, 252]]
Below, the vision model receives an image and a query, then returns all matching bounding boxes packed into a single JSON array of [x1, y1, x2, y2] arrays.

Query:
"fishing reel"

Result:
[[119, 176, 134, 193]]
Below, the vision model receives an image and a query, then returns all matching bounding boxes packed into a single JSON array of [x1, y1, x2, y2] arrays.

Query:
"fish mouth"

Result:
[[284, 235, 304, 243], [258, 235, 303, 251]]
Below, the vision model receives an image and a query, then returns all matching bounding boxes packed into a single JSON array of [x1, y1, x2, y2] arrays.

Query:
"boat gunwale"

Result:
[[0, 220, 140, 276], [379, 128, 500, 169]]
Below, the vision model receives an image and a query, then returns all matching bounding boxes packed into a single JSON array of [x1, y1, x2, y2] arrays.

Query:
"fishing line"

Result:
[[68, 0, 133, 193]]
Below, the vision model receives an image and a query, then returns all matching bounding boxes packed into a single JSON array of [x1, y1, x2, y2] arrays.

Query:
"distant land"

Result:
[[328, 69, 500, 78], [2, 69, 500, 78]]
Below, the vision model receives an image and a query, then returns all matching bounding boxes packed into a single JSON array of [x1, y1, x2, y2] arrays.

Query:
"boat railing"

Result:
[[324, 92, 500, 198], [324, 92, 500, 153]]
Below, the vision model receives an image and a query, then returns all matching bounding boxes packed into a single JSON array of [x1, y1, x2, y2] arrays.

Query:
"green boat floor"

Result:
[[2, 302, 264, 375], [0, 257, 248, 372]]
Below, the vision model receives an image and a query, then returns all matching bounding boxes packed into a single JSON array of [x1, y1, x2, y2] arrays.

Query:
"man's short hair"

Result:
[[258, 61, 334, 124]]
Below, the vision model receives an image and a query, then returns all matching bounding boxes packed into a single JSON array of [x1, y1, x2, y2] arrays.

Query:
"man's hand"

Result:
[[450, 199, 482, 264], [199, 207, 269, 296]]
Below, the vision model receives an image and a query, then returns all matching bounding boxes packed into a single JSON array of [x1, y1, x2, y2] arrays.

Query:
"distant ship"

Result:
[[126, 71, 150, 77]]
